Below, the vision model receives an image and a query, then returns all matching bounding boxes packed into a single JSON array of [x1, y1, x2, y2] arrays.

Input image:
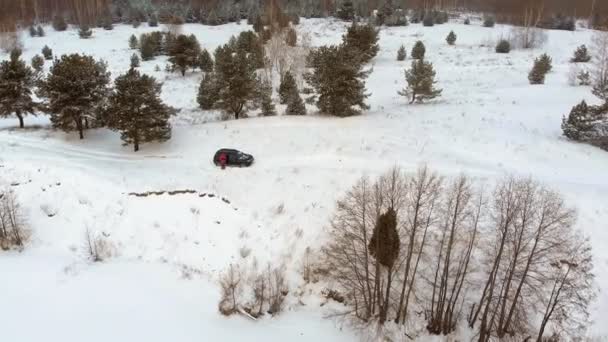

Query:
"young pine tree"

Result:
[[258, 77, 277, 116], [198, 49, 214, 73], [571, 45, 591, 63], [37, 54, 110, 139], [168, 34, 201, 76], [496, 39, 511, 53], [0, 49, 37, 128], [399, 59, 442, 103], [342, 22, 380, 65], [304, 45, 370, 117], [129, 34, 139, 49], [279, 71, 297, 104], [537, 53, 553, 74], [31, 55, 44, 74], [234, 31, 266, 69], [139, 34, 156, 61], [285, 91, 306, 116], [368, 207, 400, 269], [42, 45, 53, 60], [562, 100, 595, 141], [446, 31, 457, 45], [130, 53, 140, 68], [411, 40, 426, 60], [36, 26, 45, 37], [529, 58, 547, 84], [397, 45, 407, 61], [79, 25, 93, 39], [106, 68, 174, 152], [197, 73, 219, 110], [29, 26, 37, 37], [52, 16, 67, 31]]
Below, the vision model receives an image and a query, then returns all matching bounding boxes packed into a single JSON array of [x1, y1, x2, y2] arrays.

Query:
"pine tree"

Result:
[[129, 34, 139, 49], [562, 100, 595, 141], [342, 21, 379, 65], [337, 0, 355, 21], [102, 15, 113, 30], [168, 34, 201, 76], [42, 45, 53, 60], [304, 45, 370, 117], [496, 40, 511, 53], [0, 49, 37, 128], [537, 53, 553, 74], [31, 55, 44, 73], [234, 31, 265, 69], [79, 25, 93, 39], [368, 207, 400, 269], [446, 31, 457, 45], [29, 26, 37, 37], [258, 77, 277, 116], [37, 54, 110, 139], [397, 45, 406, 61], [36, 25, 45, 37], [105, 68, 174, 152], [130, 53, 140, 68], [423, 15, 434, 27], [529, 58, 547, 85], [411, 40, 426, 60], [571, 45, 591, 63], [279, 71, 297, 104], [139, 34, 157, 61], [285, 91, 306, 116], [52, 16, 68, 31], [198, 49, 214, 73], [197, 73, 219, 110], [483, 15, 495, 27], [399, 59, 442, 103]]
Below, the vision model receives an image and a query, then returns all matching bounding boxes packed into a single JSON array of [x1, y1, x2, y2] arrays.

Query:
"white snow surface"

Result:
[[1, 18, 608, 341]]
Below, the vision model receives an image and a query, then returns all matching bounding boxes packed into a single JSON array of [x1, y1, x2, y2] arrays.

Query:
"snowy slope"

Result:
[[1, 18, 608, 341]]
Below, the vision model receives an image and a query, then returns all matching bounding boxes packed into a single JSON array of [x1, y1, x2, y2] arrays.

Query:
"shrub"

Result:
[[342, 22, 379, 65], [397, 45, 406, 61], [423, 15, 434, 27], [52, 16, 67, 31], [31, 55, 44, 73], [483, 15, 495, 27], [464, 18, 471, 25], [495, 39, 511, 53], [129, 34, 138, 49], [446, 31, 457, 45], [571, 45, 591, 63], [130, 53, 140, 68], [399, 59, 442, 103], [42, 45, 53, 60], [537, 53, 553, 74], [411, 41, 426, 60], [562, 100, 608, 150], [29, 26, 37, 37], [0, 189, 28, 250], [528, 58, 547, 85], [36, 26, 45, 37], [79, 25, 93, 39], [148, 13, 159, 27]]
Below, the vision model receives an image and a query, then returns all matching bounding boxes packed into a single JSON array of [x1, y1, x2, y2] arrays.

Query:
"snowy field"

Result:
[[1, 18, 608, 341]]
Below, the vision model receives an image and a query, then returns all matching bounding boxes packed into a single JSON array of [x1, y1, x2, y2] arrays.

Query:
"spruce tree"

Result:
[[106, 68, 174, 152], [0, 49, 37, 128], [42, 45, 53, 60], [279, 71, 297, 104], [537, 53, 553, 74], [130, 53, 140, 68], [37, 54, 110, 139], [571, 45, 591, 63], [198, 49, 214, 73], [129, 34, 139, 49], [342, 21, 379, 65], [411, 40, 426, 60], [197, 73, 219, 110], [337, 1, 355, 21], [286, 91, 306, 116], [304, 45, 370, 117], [258, 77, 277, 116], [52, 16, 68, 31], [234, 31, 265, 69], [168, 34, 201, 76], [139, 34, 156, 61], [446, 31, 457, 45], [528, 58, 547, 85], [562, 100, 594, 141], [399, 59, 442, 103], [483, 15, 495, 27], [29, 26, 37, 37], [397, 45, 406, 61], [423, 15, 434, 27], [368, 207, 400, 269], [79, 25, 93, 39], [36, 25, 45, 37], [31, 55, 44, 73]]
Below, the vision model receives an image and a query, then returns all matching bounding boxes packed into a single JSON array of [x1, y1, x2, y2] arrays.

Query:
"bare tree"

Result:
[[219, 264, 242, 316], [0, 188, 28, 250], [83, 228, 111, 262], [591, 30, 608, 102]]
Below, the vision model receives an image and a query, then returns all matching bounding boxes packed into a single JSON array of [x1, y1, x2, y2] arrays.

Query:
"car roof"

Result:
[[216, 148, 240, 153]]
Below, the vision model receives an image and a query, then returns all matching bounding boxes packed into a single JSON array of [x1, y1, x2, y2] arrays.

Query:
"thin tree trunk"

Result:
[[16, 110, 24, 128]]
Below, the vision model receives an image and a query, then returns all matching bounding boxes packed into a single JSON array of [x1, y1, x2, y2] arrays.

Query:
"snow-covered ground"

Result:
[[1, 18, 608, 341]]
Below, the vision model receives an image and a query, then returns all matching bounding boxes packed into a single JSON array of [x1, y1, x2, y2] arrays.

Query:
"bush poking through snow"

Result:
[[42, 45, 53, 60], [397, 45, 406, 61], [219, 264, 243, 315], [197, 49, 214, 73], [258, 77, 277, 116], [529, 58, 547, 85], [128, 34, 138, 50], [446, 31, 457, 45], [483, 15, 495, 27], [495, 39, 511, 53], [562, 101, 608, 151], [285, 27, 297, 47], [78, 25, 93, 39], [422, 15, 434, 27], [52, 16, 67, 31], [83, 228, 111, 262], [31, 55, 44, 73], [399, 59, 442, 104], [411, 41, 425, 60], [537, 53, 553, 74], [0, 189, 28, 250], [571, 45, 591, 63], [130, 53, 140, 68]]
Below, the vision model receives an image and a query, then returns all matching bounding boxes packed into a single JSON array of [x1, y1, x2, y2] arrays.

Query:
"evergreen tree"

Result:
[[496, 39, 511, 53], [197, 73, 219, 110], [561, 100, 608, 151], [206, 10, 220, 26], [337, 0, 355, 21], [31, 55, 44, 74], [368, 207, 400, 269], [168, 34, 201, 76], [0, 49, 37, 128], [285, 90, 306, 116], [130, 53, 140, 68], [342, 21, 379, 65], [129, 34, 139, 49], [105, 68, 174, 152], [42, 45, 53, 60], [79, 25, 93, 39], [279, 71, 297, 104], [37, 54, 110, 139], [29, 26, 37, 37], [529, 58, 547, 85], [571, 45, 591, 63], [234, 31, 265, 69], [411, 40, 426, 60], [537, 53, 553, 74], [423, 15, 434, 27], [399, 59, 442, 103], [102, 15, 113, 30], [52, 16, 68, 31], [36, 25, 45, 37], [397, 45, 406, 61], [446, 31, 457, 45], [258, 77, 277, 116], [464, 18, 471, 25], [139, 34, 157, 61], [483, 15, 496, 27], [304, 45, 370, 117], [198, 49, 214, 73]]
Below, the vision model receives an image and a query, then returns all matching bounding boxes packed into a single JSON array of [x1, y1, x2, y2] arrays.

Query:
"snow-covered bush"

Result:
[[83, 228, 113, 262], [571, 45, 591, 63], [495, 39, 511, 53], [562, 100, 608, 151]]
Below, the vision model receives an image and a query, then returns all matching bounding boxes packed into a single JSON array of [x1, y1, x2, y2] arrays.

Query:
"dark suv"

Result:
[[213, 149, 254, 167]]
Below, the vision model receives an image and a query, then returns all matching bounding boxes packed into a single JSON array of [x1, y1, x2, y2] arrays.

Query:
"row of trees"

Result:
[[322, 166, 595, 341]]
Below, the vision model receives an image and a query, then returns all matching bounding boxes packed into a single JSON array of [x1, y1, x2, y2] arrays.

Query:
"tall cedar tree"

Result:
[[168, 34, 201, 76], [279, 71, 297, 104], [399, 59, 442, 103], [369, 207, 400, 268], [446, 31, 457, 45], [397, 45, 406, 61], [106, 68, 174, 152], [304, 45, 370, 117], [198, 49, 214, 73], [571, 45, 591, 63], [42, 45, 53, 60], [529, 58, 547, 84], [212, 43, 259, 119], [286, 90, 306, 116], [258, 77, 277, 116], [38, 54, 110, 139], [342, 21, 379, 65], [0, 50, 37, 128], [411, 40, 426, 60]]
